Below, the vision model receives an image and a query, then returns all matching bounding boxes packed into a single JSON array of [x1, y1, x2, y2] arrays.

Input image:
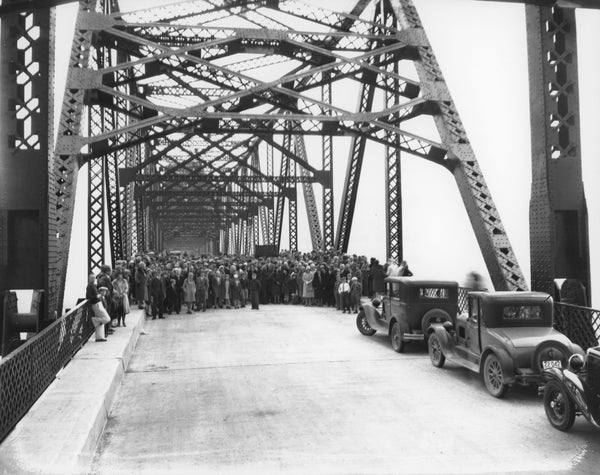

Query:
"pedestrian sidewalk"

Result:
[[0, 309, 145, 475]]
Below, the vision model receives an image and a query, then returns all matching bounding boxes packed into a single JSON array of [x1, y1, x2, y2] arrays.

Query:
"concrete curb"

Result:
[[0, 309, 145, 475]]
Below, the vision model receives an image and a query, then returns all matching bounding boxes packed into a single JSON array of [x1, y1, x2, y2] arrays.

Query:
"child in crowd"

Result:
[[338, 276, 351, 313]]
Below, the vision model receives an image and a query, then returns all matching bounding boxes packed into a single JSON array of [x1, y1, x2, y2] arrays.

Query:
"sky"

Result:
[[52, 0, 600, 311]]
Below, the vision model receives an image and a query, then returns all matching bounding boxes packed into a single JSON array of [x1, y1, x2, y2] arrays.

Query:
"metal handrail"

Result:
[[0, 299, 93, 442]]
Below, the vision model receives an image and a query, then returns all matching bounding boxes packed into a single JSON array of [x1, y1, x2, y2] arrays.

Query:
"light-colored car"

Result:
[[357, 277, 459, 352], [428, 291, 584, 398]]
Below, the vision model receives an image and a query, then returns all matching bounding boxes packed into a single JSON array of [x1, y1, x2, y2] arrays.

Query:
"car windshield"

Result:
[[419, 287, 450, 299], [502, 305, 542, 321]]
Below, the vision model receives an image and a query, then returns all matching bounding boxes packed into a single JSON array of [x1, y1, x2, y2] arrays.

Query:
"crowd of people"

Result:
[[85, 249, 414, 341]]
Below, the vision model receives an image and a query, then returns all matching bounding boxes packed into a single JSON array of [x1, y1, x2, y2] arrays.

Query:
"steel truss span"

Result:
[[46, 0, 532, 314]]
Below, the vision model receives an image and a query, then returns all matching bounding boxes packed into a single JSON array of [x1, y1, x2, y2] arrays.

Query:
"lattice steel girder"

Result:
[[49, 0, 99, 316], [0, 0, 76, 15], [294, 134, 323, 251], [394, 0, 528, 291], [0, 6, 53, 296], [79, 114, 444, 161], [321, 76, 334, 250], [476, 0, 600, 8], [132, 173, 323, 185], [266, 143, 275, 245], [274, 132, 291, 251], [383, 2, 403, 262], [526, 5, 590, 300]]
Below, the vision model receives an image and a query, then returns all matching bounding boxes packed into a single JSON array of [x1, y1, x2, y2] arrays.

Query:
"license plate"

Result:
[[542, 360, 562, 369]]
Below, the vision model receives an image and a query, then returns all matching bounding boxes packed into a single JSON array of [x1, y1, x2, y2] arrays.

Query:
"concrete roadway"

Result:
[[90, 304, 600, 474]]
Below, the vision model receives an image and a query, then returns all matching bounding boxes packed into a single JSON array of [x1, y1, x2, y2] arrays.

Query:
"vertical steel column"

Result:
[[0, 5, 53, 308], [397, 0, 528, 291], [136, 196, 145, 253], [254, 150, 269, 245], [88, 157, 104, 276], [266, 144, 275, 244], [288, 160, 298, 252], [321, 75, 334, 251], [526, 6, 590, 302], [87, 40, 108, 275], [124, 145, 139, 258], [382, 2, 402, 262], [275, 134, 290, 252], [252, 214, 260, 250]]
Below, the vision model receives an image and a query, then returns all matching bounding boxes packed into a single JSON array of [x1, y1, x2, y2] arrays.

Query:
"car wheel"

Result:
[[483, 353, 508, 398], [532, 341, 573, 374], [356, 310, 376, 336], [391, 322, 406, 353], [428, 333, 445, 368], [421, 308, 452, 335], [544, 380, 576, 431]]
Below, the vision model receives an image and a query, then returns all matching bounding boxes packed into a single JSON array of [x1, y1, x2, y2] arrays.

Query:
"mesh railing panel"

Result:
[[553, 302, 600, 351], [458, 287, 470, 314], [0, 300, 93, 442]]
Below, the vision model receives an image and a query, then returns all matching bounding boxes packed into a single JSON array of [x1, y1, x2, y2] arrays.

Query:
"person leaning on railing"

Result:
[[86, 274, 112, 342]]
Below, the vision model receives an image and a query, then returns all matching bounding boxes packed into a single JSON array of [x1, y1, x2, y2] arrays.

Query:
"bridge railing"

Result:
[[458, 287, 470, 313], [0, 298, 93, 442], [553, 302, 600, 351]]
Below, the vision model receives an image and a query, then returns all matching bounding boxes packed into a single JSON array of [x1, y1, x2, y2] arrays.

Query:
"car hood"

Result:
[[488, 327, 571, 349]]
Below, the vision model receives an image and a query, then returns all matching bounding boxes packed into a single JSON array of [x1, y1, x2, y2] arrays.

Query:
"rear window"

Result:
[[419, 287, 450, 299], [502, 305, 542, 321]]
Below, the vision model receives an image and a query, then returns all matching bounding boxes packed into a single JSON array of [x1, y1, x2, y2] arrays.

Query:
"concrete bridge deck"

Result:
[[3, 304, 600, 474]]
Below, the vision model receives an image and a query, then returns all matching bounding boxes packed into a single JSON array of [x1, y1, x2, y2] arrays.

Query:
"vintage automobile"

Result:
[[542, 346, 600, 431], [356, 277, 459, 352], [427, 291, 584, 398]]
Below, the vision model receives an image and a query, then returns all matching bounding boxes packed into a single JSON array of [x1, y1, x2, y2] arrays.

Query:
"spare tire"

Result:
[[421, 308, 452, 335], [531, 341, 573, 374]]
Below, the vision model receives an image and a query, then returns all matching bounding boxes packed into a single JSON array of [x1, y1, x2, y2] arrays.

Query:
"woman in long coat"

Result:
[[249, 272, 261, 310], [182, 272, 196, 314], [302, 266, 315, 306], [112, 271, 129, 326], [370, 259, 386, 296], [134, 262, 148, 309]]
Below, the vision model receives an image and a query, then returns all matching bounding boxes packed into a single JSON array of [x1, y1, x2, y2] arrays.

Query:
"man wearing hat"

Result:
[[86, 275, 111, 342]]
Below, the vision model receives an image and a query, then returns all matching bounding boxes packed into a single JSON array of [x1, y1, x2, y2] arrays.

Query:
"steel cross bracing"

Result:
[[46, 0, 534, 314]]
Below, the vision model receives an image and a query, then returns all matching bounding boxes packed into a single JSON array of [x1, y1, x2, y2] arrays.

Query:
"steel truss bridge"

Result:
[[0, 0, 593, 321]]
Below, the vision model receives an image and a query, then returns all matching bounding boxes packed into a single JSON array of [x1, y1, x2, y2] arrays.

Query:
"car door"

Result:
[[456, 296, 480, 364], [379, 283, 394, 330]]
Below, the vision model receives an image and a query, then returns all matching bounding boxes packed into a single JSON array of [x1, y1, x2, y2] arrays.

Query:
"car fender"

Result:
[[360, 301, 381, 324], [545, 367, 600, 426], [544, 367, 584, 393], [480, 346, 515, 384], [428, 323, 456, 358]]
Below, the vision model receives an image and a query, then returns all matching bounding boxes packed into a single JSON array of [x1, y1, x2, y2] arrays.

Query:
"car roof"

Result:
[[470, 291, 552, 304], [383, 277, 458, 287]]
